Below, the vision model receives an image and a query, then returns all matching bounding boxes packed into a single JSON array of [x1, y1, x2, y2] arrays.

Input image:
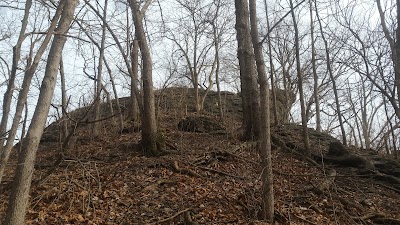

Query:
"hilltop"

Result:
[[1, 87, 400, 224]]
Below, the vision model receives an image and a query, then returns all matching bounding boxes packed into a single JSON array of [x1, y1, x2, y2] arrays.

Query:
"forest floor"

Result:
[[1, 88, 400, 224]]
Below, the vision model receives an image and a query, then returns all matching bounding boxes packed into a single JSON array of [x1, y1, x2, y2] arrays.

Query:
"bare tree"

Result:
[[263, 0, 278, 126], [59, 56, 68, 141], [376, 0, 400, 120], [249, 0, 274, 220], [128, 0, 160, 156], [165, 0, 217, 113], [235, 0, 260, 140], [209, 0, 224, 121], [315, 0, 347, 146], [290, 0, 310, 156], [91, 0, 109, 137], [0, 0, 32, 153], [309, 0, 321, 132], [0, 1, 66, 184], [4, 1, 78, 223]]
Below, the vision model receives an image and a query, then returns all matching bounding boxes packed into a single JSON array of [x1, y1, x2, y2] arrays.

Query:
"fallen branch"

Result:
[[377, 183, 400, 194], [194, 165, 245, 180], [171, 161, 202, 178], [293, 214, 319, 225], [150, 208, 192, 224], [352, 213, 400, 225], [184, 211, 199, 225]]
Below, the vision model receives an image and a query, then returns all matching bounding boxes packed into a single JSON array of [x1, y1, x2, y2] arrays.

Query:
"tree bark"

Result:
[[104, 58, 124, 131], [4, 1, 78, 224], [92, 0, 108, 137], [128, 0, 159, 156], [315, 0, 347, 146], [130, 38, 140, 120], [0, 1, 65, 185], [290, 0, 311, 156], [60, 56, 68, 141], [212, 21, 224, 121], [235, 0, 260, 140], [249, 0, 274, 221], [0, 0, 32, 153], [263, 0, 278, 126], [376, 0, 400, 120], [309, 0, 321, 132]]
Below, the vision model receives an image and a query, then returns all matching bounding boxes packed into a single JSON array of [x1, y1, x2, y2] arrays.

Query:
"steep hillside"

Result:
[[1, 88, 400, 224]]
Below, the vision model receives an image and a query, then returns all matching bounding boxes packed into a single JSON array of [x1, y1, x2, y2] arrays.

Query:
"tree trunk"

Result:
[[213, 22, 224, 122], [263, 0, 278, 126], [4, 1, 78, 224], [0, 0, 32, 153], [384, 97, 398, 158], [290, 0, 311, 156], [60, 56, 68, 141], [128, 0, 159, 156], [214, 44, 223, 121], [249, 0, 274, 221], [309, 0, 321, 132], [234, 0, 260, 140], [92, 0, 108, 138], [0, 1, 65, 185], [130, 37, 142, 119], [315, 0, 347, 146], [104, 58, 124, 131]]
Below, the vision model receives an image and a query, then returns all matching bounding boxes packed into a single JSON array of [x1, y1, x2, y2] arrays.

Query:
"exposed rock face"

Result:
[[272, 88, 296, 124], [156, 87, 295, 124], [177, 116, 225, 133]]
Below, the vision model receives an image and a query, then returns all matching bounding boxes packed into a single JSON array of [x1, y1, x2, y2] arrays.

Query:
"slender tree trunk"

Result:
[[128, 0, 159, 156], [200, 57, 216, 112], [309, 0, 321, 132], [92, 0, 108, 137], [315, 1, 347, 146], [213, 21, 224, 121], [84, 0, 144, 118], [290, 0, 311, 156], [281, 57, 290, 123], [104, 58, 124, 131], [60, 56, 68, 141], [0, 0, 32, 153], [214, 43, 223, 121], [384, 97, 398, 158], [347, 81, 364, 149], [249, 0, 274, 221], [194, 71, 201, 112], [4, 2, 78, 224], [102, 85, 115, 126], [131, 37, 142, 119], [235, 0, 260, 140], [377, 0, 400, 120], [0, 2, 65, 185], [263, 0, 278, 126]]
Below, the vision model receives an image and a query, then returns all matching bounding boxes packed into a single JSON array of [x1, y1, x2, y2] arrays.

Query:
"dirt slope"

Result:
[[1, 88, 400, 224]]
